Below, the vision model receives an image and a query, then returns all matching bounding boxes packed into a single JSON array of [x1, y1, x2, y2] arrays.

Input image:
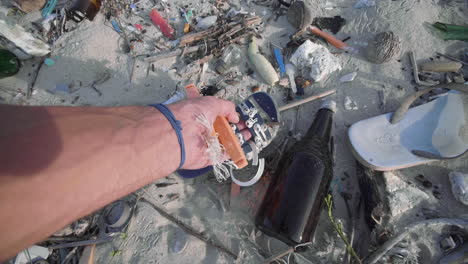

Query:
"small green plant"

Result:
[[111, 250, 122, 257], [120, 232, 128, 239], [325, 194, 362, 264]]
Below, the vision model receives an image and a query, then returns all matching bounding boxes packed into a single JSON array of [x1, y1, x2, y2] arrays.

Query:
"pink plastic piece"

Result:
[[135, 24, 143, 30], [149, 9, 175, 39]]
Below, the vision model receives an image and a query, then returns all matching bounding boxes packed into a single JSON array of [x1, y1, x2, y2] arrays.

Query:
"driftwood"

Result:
[[179, 16, 262, 46]]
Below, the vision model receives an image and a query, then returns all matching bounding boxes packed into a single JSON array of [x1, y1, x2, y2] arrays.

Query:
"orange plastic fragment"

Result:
[[213, 116, 248, 169]]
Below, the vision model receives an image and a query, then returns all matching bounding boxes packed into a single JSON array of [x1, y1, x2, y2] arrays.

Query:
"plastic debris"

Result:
[[248, 37, 279, 85], [344, 96, 358, 110], [365, 32, 402, 64], [289, 40, 342, 82], [55, 83, 70, 93], [287, 1, 312, 30], [111, 20, 122, 33], [196, 16, 218, 30], [285, 64, 297, 94], [449, 172, 468, 206], [0, 21, 50, 56], [215, 45, 242, 74], [354, 0, 376, 8], [431, 22, 468, 41], [44, 58, 55, 66], [340, 72, 357, 83], [272, 47, 286, 77], [420, 62, 462, 73], [439, 242, 468, 264], [150, 9, 175, 39]]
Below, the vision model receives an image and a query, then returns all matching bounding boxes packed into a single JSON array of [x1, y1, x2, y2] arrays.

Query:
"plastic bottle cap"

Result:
[[321, 100, 337, 113]]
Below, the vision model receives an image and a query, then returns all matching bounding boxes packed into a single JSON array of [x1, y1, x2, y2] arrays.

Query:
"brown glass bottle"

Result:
[[256, 100, 336, 245]]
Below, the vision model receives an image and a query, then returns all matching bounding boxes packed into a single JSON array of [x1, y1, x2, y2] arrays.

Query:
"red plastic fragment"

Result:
[[149, 9, 175, 39], [134, 24, 143, 30]]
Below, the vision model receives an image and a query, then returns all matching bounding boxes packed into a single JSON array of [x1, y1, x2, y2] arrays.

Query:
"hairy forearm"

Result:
[[0, 105, 179, 259]]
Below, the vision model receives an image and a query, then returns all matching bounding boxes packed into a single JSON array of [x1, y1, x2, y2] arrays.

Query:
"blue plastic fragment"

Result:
[[273, 48, 286, 77], [130, 4, 137, 9], [41, 0, 58, 18], [111, 20, 122, 33], [44, 58, 55, 66], [55, 83, 70, 93]]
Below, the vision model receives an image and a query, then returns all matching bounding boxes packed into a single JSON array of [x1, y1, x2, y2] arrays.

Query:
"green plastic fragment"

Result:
[[432, 22, 468, 41]]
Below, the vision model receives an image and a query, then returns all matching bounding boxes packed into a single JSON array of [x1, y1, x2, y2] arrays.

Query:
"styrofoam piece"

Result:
[[289, 40, 342, 82], [349, 91, 466, 171], [0, 20, 50, 56]]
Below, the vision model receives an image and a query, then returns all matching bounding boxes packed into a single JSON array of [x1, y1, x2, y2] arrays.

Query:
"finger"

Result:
[[240, 129, 252, 141], [217, 98, 239, 123], [236, 121, 247, 130]]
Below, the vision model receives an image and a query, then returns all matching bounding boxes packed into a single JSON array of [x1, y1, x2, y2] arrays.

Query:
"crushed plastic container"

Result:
[[449, 172, 468, 206], [150, 9, 175, 39]]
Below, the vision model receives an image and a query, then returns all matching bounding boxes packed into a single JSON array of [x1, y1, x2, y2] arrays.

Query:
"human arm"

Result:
[[0, 96, 240, 260]]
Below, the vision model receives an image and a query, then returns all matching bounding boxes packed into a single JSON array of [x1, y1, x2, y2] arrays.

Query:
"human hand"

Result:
[[168, 96, 251, 170]]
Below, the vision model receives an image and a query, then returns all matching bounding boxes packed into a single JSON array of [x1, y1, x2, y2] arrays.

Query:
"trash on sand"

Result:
[[340, 72, 357, 83], [272, 45, 286, 77], [420, 61, 462, 73], [0, 49, 20, 78], [344, 96, 358, 110], [42, 0, 58, 18], [55, 83, 70, 93], [248, 37, 279, 85], [312, 16, 346, 34], [215, 45, 242, 74], [0, 20, 50, 57], [14, 245, 50, 264], [295, 76, 310, 96], [183, 23, 190, 33], [365, 32, 401, 64], [436, 52, 468, 66], [289, 40, 342, 82], [150, 9, 175, 39], [409, 51, 440, 86], [449, 172, 468, 206], [196, 15, 218, 30], [111, 20, 122, 33], [44, 58, 55, 66], [431, 22, 468, 41], [256, 100, 336, 245], [285, 64, 297, 94], [69, 0, 101, 21], [306, 26, 357, 53], [286, 1, 312, 30], [354, 0, 376, 9]]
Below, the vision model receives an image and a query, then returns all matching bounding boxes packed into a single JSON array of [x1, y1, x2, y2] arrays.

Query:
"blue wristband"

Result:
[[151, 104, 185, 169]]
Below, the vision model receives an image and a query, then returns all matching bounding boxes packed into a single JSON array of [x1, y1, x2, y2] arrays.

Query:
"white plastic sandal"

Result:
[[349, 84, 467, 171]]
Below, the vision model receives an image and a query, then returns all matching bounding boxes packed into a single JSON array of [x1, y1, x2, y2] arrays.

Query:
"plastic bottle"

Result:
[[150, 9, 175, 39], [256, 100, 336, 245], [215, 45, 242, 74]]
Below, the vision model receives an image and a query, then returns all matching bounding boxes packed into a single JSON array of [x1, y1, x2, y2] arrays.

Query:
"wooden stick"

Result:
[[279, 89, 336, 112], [27, 58, 45, 99]]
